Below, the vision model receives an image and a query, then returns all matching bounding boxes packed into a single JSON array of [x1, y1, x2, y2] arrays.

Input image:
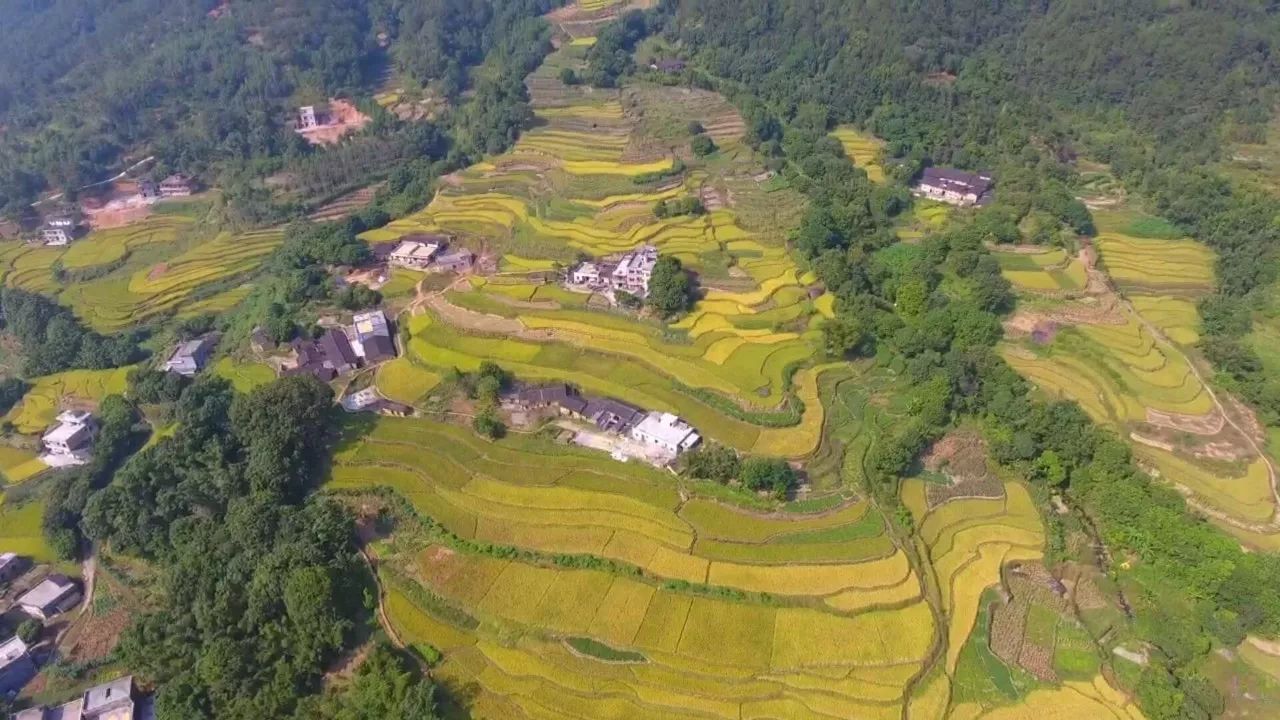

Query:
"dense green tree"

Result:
[[739, 457, 796, 499], [646, 256, 694, 318], [681, 444, 740, 483], [292, 643, 439, 720]]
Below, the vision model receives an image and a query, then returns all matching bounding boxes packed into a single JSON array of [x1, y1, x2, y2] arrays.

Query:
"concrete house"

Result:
[[912, 167, 993, 207], [41, 411, 96, 467], [569, 262, 604, 286], [610, 245, 658, 296], [434, 249, 475, 273], [348, 310, 395, 365], [650, 59, 686, 73], [388, 238, 444, 269], [298, 105, 321, 129], [0, 636, 36, 696], [159, 174, 194, 198], [39, 213, 78, 247], [14, 675, 142, 720], [0, 552, 24, 584], [630, 412, 701, 455], [17, 574, 81, 620], [162, 334, 218, 376]]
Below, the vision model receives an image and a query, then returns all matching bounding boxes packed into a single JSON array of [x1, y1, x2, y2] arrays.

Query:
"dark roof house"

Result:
[[913, 167, 994, 207], [250, 326, 275, 353], [583, 397, 645, 433], [159, 174, 195, 198]]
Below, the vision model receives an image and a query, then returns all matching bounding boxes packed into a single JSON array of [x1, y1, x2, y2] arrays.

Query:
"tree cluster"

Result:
[[0, 288, 145, 376], [70, 376, 367, 719]]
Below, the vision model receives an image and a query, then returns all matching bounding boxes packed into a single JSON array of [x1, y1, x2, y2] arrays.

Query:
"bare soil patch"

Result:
[[922, 429, 1005, 507], [297, 99, 371, 146]]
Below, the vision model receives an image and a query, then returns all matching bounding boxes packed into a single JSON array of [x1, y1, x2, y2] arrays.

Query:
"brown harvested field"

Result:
[[620, 86, 747, 161], [309, 184, 381, 222], [547, 1, 655, 38]]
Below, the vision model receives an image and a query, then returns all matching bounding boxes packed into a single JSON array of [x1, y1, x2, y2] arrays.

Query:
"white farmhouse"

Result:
[[630, 412, 701, 455], [388, 239, 440, 269], [41, 411, 97, 467], [570, 261, 602, 286]]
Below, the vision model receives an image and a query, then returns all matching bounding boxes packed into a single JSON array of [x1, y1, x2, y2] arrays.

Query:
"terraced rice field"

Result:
[[1092, 209, 1214, 294], [3, 367, 133, 434], [1003, 315, 1212, 427], [59, 228, 284, 331], [831, 126, 886, 183], [60, 214, 194, 271], [903, 480, 1045, 674], [335, 415, 942, 720], [1000, 201, 1277, 541], [949, 676, 1145, 720], [994, 247, 1087, 293]]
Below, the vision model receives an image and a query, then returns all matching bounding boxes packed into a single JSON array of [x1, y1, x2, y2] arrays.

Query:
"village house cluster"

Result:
[[284, 309, 396, 382], [383, 233, 476, 274], [0, 555, 88, 702], [567, 245, 659, 301], [503, 383, 700, 464], [911, 167, 994, 207], [33, 173, 195, 248]]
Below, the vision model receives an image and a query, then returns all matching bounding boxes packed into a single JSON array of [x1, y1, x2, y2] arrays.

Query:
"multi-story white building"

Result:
[[630, 412, 701, 456], [41, 411, 97, 467], [611, 245, 658, 296]]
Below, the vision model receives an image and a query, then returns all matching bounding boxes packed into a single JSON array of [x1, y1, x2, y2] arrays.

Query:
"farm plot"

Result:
[[831, 126, 886, 183], [0, 498, 55, 562], [1094, 231, 1214, 293], [0, 242, 66, 294], [994, 247, 1087, 293], [210, 358, 275, 394], [404, 309, 811, 450], [0, 445, 46, 484], [1002, 315, 1213, 428]]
